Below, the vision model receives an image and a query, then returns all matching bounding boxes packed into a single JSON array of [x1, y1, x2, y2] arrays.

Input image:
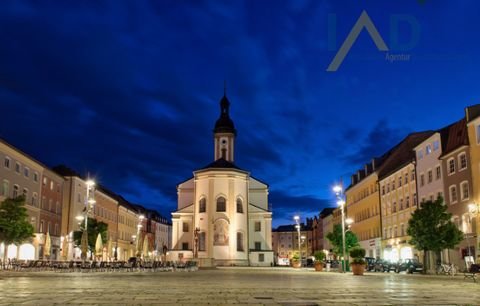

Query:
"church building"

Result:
[[170, 92, 273, 267]]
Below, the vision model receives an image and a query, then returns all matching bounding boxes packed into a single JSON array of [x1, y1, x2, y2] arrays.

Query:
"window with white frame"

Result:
[[435, 165, 441, 180], [449, 185, 458, 203], [15, 162, 20, 173], [461, 181, 469, 200], [2, 180, 9, 197], [33, 172, 38, 182], [418, 150, 423, 160], [426, 145, 432, 155], [4, 157, 10, 169], [13, 185, 19, 198], [24, 167, 29, 178], [433, 140, 440, 151], [459, 153, 467, 170], [448, 158, 455, 174]]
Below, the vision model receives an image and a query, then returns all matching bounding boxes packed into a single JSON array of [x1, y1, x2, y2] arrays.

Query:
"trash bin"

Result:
[[326, 263, 331, 272]]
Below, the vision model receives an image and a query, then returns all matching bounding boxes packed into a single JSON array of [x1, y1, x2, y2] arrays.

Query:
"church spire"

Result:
[[213, 85, 236, 162]]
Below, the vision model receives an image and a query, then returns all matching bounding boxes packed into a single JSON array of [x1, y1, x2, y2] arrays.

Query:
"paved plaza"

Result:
[[1, 267, 479, 305]]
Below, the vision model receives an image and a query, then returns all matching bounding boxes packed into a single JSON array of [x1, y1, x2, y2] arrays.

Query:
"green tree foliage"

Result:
[[0, 196, 35, 263], [326, 224, 359, 257], [73, 217, 108, 254], [407, 197, 463, 272]]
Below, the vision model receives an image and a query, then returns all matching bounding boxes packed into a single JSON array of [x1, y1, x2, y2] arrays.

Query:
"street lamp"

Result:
[[80, 178, 95, 261], [294, 215, 302, 266], [334, 184, 347, 273]]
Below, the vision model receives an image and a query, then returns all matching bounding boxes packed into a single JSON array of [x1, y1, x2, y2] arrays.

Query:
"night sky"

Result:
[[0, 1, 478, 227]]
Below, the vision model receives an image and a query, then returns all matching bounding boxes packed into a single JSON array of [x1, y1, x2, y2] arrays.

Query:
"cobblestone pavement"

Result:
[[1, 267, 479, 305]]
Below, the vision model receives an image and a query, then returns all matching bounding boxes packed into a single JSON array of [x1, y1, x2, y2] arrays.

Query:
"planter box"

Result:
[[314, 262, 323, 272], [351, 263, 365, 275]]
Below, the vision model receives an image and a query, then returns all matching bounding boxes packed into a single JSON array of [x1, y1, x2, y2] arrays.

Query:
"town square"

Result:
[[2, 0, 480, 305]]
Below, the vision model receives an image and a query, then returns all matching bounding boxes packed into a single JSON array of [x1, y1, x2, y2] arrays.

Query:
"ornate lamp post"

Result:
[[79, 179, 95, 261], [294, 215, 302, 266], [333, 185, 347, 273]]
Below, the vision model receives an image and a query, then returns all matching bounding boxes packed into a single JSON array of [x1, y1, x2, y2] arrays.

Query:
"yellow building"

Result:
[[379, 132, 433, 262], [345, 160, 381, 258], [117, 200, 139, 260], [465, 105, 480, 258]]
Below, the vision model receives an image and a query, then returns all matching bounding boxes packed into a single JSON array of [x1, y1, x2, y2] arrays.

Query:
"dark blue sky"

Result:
[[0, 1, 477, 227]]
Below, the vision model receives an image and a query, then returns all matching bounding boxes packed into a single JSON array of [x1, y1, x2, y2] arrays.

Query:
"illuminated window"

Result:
[[426, 145, 432, 155]]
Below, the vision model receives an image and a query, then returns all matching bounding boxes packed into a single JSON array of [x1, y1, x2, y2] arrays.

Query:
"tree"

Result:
[[0, 196, 35, 264], [407, 197, 463, 273], [73, 217, 108, 258], [326, 224, 359, 257]]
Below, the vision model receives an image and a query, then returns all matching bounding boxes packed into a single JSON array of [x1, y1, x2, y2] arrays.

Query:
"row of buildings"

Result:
[[0, 139, 171, 261], [273, 105, 480, 269]]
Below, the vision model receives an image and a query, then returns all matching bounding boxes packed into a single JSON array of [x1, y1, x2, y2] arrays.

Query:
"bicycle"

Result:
[[436, 263, 457, 276]]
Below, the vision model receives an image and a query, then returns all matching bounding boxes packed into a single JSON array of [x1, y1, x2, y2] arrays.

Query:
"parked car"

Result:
[[396, 258, 423, 273], [365, 257, 376, 271], [373, 259, 389, 272]]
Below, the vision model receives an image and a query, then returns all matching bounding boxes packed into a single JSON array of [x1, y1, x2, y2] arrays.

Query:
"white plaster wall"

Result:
[[414, 133, 445, 202]]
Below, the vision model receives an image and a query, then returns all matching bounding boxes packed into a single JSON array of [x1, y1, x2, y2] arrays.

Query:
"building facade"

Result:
[[345, 160, 382, 259], [440, 118, 474, 267], [272, 223, 312, 265], [379, 132, 433, 262], [466, 105, 480, 262], [171, 93, 273, 267], [0, 140, 43, 260], [39, 169, 64, 260]]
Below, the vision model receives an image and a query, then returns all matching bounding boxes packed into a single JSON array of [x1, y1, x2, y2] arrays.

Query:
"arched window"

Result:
[[237, 232, 244, 251], [199, 198, 206, 213], [236, 198, 243, 213], [216, 197, 226, 212]]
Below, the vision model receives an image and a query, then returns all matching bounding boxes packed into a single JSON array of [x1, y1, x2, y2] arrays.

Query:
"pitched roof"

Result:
[[440, 118, 468, 157], [320, 207, 335, 218], [198, 158, 246, 172], [378, 131, 435, 179]]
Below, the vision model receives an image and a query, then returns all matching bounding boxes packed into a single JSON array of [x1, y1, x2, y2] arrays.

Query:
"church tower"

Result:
[[213, 92, 236, 162]]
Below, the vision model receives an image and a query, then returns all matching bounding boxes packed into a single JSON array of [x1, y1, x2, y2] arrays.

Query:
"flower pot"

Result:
[[292, 260, 301, 268], [314, 262, 323, 272], [351, 263, 365, 275]]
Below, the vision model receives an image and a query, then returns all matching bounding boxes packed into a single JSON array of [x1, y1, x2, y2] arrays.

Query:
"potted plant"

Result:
[[349, 247, 366, 275], [314, 251, 326, 272], [291, 251, 301, 268]]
